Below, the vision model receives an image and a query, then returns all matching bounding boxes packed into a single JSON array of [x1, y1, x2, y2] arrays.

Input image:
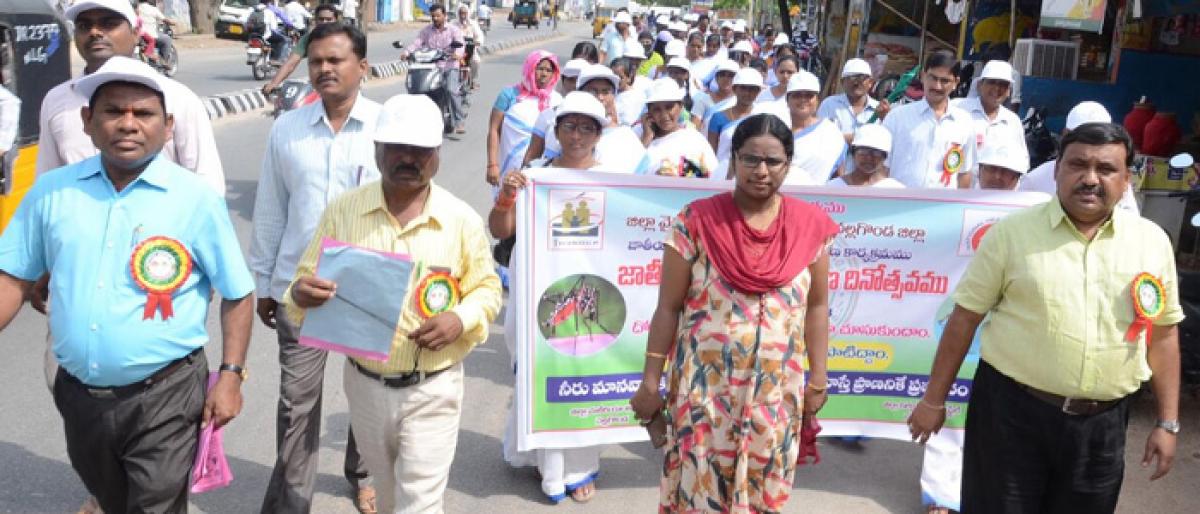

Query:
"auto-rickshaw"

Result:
[[1, 0, 71, 232], [512, 0, 539, 29], [591, 6, 614, 38]]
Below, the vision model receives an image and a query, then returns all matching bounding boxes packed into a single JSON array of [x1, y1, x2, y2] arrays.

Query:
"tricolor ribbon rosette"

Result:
[[940, 143, 964, 186], [1125, 272, 1165, 345], [130, 236, 194, 320], [415, 271, 461, 319]]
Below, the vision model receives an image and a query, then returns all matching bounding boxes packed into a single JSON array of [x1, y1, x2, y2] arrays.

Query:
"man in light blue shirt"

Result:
[[817, 58, 888, 145], [0, 57, 254, 513], [249, 22, 379, 513]]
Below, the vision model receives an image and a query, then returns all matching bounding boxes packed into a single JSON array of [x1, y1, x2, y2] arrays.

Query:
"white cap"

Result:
[[720, 20, 734, 30], [715, 59, 739, 74], [731, 40, 754, 54], [733, 20, 747, 33], [657, 30, 673, 42], [562, 59, 589, 78], [669, 21, 688, 32], [75, 56, 164, 104], [786, 70, 821, 93], [66, 0, 138, 26], [644, 77, 686, 104], [773, 33, 790, 47], [555, 91, 608, 127], [980, 60, 1014, 82], [623, 41, 646, 59], [841, 58, 872, 78], [656, 14, 670, 25], [577, 64, 619, 90], [752, 102, 791, 128], [732, 68, 764, 88], [851, 124, 892, 154], [1065, 101, 1111, 130], [664, 40, 685, 58], [613, 12, 632, 25], [978, 140, 1029, 174], [683, 13, 698, 22], [666, 57, 690, 72], [374, 95, 443, 147]]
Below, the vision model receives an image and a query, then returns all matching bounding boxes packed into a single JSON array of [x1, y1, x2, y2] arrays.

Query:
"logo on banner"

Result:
[[957, 209, 1006, 256], [548, 190, 606, 250]]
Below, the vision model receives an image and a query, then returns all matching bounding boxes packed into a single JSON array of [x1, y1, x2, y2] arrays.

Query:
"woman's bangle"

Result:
[[645, 351, 667, 360], [919, 399, 946, 411], [806, 382, 828, 393]]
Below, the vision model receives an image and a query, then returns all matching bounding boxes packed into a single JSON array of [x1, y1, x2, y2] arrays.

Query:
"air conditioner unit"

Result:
[[1012, 38, 1079, 80]]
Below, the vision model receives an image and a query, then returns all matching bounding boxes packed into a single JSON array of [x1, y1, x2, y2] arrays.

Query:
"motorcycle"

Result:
[[480, 17, 490, 32], [137, 23, 179, 77], [394, 40, 466, 134], [270, 78, 319, 118], [246, 35, 277, 80]]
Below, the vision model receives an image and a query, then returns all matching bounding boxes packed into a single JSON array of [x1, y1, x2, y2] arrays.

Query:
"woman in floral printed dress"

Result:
[[630, 114, 838, 513]]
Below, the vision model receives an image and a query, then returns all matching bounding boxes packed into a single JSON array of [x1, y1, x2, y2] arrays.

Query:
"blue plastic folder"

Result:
[[298, 238, 414, 361]]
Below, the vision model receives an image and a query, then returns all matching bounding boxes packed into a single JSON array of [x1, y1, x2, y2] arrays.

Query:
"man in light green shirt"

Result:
[[908, 122, 1183, 512]]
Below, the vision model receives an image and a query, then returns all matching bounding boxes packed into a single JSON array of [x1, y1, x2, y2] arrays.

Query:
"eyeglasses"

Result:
[[843, 74, 870, 85], [75, 15, 128, 32], [736, 154, 788, 171], [558, 121, 599, 135]]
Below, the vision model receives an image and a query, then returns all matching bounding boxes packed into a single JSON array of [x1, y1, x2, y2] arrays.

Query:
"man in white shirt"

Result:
[[339, 0, 359, 26], [882, 50, 977, 189], [36, 0, 224, 191], [250, 23, 378, 514], [136, 0, 175, 62], [951, 60, 1026, 166], [0, 84, 18, 159], [455, 4, 485, 89], [817, 57, 888, 144], [285, 0, 312, 32], [1021, 101, 1139, 212], [478, 2, 492, 22]]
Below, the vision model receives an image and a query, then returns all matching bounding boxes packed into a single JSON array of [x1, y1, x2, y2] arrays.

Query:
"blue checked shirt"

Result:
[[0, 155, 254, 386]]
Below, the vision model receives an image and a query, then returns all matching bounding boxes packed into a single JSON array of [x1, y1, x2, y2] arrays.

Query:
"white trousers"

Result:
[[344, 360, 464, 514], [503, 403, 601, 501]]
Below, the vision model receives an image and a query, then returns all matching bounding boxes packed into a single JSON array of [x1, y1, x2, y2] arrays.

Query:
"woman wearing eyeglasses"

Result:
[[630, 113, 838, 513], [492, 92, 625, 505]]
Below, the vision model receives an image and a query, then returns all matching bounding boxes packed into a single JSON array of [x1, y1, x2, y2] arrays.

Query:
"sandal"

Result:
[[569, 482, 596, 503], [77, 497, 103, 514]]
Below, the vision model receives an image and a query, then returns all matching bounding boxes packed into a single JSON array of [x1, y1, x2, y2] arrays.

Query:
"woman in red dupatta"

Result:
[[630, 114, 839, 513]]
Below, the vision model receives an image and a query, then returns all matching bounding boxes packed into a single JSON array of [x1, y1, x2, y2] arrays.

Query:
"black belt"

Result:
[[61, 347, 202, 399], [1016, 382, 1123, 416], [351, 359, 449, 389]]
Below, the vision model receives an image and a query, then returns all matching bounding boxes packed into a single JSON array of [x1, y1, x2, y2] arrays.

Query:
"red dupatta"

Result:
[[687, 192, 838, 295]]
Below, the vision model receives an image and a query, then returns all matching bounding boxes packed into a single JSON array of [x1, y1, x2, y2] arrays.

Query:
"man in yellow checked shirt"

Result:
[[908, 123, 1183, 512], [285, 94, 502, 514]]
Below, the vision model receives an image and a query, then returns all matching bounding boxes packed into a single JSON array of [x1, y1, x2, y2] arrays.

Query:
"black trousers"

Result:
[[961, 361, 1131, 514], [53, 351, 207, 514]]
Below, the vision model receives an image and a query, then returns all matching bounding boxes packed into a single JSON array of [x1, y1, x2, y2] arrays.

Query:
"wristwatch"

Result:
[[1155, 419, 1180, 435], [219, 363, 249, 382]]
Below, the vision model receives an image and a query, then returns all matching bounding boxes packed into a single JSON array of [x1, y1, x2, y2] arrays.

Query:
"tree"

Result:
[[188, 0, 222, 34], [714, 0, 749, 9]]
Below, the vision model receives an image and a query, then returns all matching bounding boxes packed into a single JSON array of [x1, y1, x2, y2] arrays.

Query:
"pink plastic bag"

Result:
[[190, 372, 233, 494]]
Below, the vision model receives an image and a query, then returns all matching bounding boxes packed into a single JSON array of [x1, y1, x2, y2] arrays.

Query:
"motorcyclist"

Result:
[[251, 0, 293, 63], [135, 0, 175, 63], [261, 3, 339, 95], [283, 0, 311, 34], [454, 4, 484, 90], [403, 3, 467, 133], [477, 2, 492, 30]]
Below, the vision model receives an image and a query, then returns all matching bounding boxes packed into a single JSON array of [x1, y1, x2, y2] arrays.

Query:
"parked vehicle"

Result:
[[270, 79, 319, 118], [1023, 106, 1057, 170], [137, 23, 179, 77], [216, 0, 255, 39], [394, 40, 465, 133], [513, 0, 539, 29], [0, 0, 72, 230], [592, 6, 614, 38]]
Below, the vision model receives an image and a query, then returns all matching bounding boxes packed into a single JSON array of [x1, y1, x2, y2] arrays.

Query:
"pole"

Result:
[[1008, 0, 1017, 50], [777, 0, 791, 39], [918, 0, 929, 65], [955, 0, 970, 59]]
